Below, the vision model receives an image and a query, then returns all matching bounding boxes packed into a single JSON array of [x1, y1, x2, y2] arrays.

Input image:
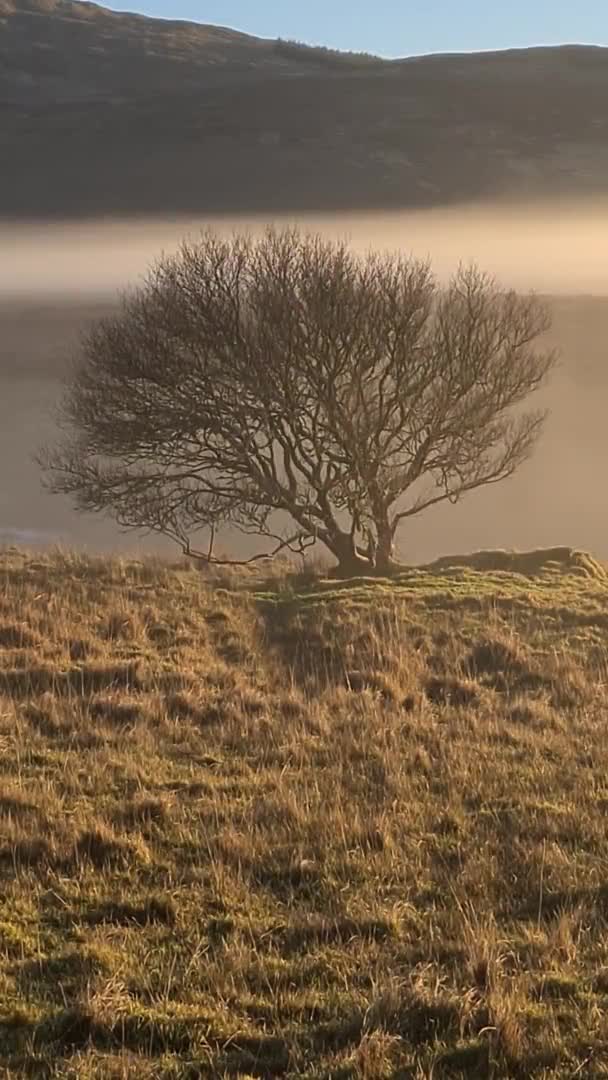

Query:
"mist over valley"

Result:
[[2, 202, 608, 560]]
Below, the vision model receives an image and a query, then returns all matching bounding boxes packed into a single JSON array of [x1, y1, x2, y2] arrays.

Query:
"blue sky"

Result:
[[105, 0, 608, 57]]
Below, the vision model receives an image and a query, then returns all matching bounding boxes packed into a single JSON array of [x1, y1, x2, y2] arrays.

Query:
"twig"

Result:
[[181, 530, 313, 567]]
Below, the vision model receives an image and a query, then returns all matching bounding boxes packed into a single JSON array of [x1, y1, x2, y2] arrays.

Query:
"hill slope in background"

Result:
[[2, 549, 608, 1076], [2, 0, 608, 217]]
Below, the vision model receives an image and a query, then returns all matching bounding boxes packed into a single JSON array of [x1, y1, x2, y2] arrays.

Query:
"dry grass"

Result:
[[2, 546, 608, 1077]]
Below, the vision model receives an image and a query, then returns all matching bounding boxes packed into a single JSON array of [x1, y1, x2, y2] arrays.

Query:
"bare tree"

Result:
[[42, 228, 556, 577]]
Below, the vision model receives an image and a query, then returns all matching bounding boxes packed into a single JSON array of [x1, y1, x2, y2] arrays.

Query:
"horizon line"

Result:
[[76, 3, 608, 61]]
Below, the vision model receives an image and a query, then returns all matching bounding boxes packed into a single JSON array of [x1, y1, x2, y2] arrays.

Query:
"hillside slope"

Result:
[[2, 0, 608, 216], [3, 548, 608, 1076], [0, 0, 375, 102]]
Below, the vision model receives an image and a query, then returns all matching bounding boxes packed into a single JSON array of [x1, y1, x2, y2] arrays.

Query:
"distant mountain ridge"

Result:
[[1, 0, 608, 218], [0, 0, 384, 104]]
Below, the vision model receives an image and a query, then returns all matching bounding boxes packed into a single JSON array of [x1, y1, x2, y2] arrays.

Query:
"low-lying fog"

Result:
[[2, 199, 608, 562], [3, 200, 608, 298]]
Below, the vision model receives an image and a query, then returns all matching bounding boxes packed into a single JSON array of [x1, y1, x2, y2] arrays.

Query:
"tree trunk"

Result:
[[334, 552, 374, 577], [325, 529, 374, 578], [373, 518, 399, 576], [322, 523, 401, 579]]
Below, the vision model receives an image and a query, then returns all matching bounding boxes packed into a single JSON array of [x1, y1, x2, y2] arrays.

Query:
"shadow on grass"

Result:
[[83, 896, 177, 928], [0, 663, 144, 700], [2, 1007, 292, 1076], [267, 915, 394, 952], [513, 881, 608, 923]]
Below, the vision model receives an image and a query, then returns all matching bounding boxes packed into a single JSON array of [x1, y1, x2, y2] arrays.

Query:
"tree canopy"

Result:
[[43, 228, 556, 575]]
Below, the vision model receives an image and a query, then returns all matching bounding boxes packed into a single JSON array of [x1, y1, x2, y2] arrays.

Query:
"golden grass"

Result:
[[2, 546, 608, 1077]]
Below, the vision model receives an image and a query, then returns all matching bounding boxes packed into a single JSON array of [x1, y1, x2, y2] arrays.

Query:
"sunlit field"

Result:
[[3, 547, 608, 1076]]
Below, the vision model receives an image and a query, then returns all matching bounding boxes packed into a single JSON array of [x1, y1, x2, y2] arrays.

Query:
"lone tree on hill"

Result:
[[42, 228, 556, 577]]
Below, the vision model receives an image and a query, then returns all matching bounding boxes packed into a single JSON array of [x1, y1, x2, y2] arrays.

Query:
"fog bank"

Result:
[[2, 197, 608, 298]]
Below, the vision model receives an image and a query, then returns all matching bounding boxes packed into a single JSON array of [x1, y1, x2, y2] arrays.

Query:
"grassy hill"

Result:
[[2, 0, 608, 216], [3, 547, 608, 1076]]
